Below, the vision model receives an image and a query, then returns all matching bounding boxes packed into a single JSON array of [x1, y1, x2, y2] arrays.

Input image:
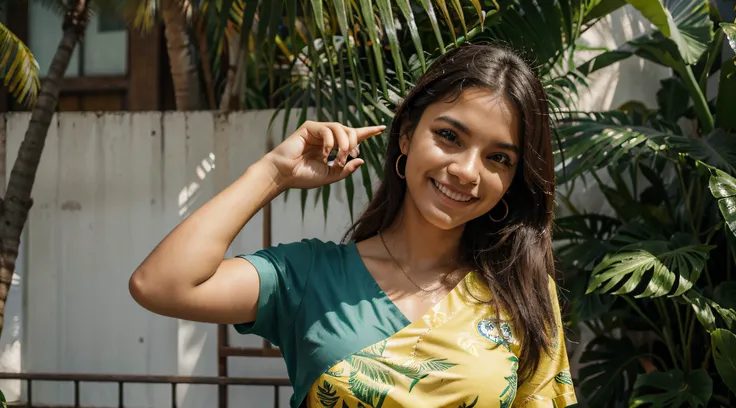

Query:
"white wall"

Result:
[[0, 110, 372, 408]]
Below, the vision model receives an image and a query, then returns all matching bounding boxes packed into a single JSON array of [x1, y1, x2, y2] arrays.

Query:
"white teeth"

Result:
[[433, 180, 472, 202]]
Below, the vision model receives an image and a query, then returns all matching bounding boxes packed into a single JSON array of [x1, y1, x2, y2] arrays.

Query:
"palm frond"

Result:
[[0, 22, 40, 107], [115, 0, 199, 34], [554, 112, 670, 184], [121, 0, 160, 33]]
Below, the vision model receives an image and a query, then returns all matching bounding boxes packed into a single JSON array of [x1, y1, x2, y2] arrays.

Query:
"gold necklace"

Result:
[[377, 231, 445, 303]]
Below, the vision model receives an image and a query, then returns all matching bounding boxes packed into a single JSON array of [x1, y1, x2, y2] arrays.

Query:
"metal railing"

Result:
[[0, 372, 290, 408]]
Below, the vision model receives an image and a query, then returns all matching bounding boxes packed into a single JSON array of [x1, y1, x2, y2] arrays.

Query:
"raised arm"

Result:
[[128, 121, 385, 325]]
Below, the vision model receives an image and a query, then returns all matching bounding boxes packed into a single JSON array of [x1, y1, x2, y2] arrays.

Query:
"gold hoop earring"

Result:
[[395, 154, 406, 179], [488, 198, 509, 222]]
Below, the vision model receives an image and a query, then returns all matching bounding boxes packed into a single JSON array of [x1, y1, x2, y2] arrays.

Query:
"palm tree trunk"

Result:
[[162, 0, 201, 110], [0, 0, 88, 339], [219, 32, 243, 111]]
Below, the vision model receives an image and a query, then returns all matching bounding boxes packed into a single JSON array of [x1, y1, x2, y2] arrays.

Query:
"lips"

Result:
[[432, 179, 474, 202]]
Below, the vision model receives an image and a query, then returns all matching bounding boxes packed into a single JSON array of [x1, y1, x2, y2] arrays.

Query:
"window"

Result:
[[28, 2, 127, 76]]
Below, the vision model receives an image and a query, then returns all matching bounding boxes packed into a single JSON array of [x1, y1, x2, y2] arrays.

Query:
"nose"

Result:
[[447, 150, 481, 185]]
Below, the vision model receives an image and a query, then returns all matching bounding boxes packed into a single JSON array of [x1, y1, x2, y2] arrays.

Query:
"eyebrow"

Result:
[[434, 115, 520, 155]]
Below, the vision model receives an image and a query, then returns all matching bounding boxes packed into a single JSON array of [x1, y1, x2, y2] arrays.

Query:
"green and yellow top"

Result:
[[234, 239, 577, 408]]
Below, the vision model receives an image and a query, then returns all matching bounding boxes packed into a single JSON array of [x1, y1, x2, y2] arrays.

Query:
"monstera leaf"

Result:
[[711, 329, 736, 396], [629, 369, 712, 407], [587, 233, 714, 298]]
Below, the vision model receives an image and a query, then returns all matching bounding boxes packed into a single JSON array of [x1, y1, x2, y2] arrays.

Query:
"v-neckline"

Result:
[[348, 241, 468, 326]]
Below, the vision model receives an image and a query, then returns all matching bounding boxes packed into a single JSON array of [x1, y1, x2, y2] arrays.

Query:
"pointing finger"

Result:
[[354, 125, 387, 142]]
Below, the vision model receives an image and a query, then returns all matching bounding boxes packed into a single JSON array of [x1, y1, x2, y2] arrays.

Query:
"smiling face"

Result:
[[399, 87, 521, 230]]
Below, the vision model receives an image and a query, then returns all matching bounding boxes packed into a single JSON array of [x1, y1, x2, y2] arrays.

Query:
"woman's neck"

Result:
[[380, 194, 465, 277]]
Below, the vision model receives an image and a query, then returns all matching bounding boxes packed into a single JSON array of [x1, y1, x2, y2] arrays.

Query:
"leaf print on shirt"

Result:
[[554, 369, 573, 386], [317, 379, 340, 408], [348, 367, 391, 408], [343, 340, 458, 408], [477, 318, 514, 351], [499, 356, 519, 408]]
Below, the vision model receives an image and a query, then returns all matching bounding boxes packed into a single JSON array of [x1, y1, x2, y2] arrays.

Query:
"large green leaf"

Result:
[[660, 0, 713, 65], [587, 233, 715, 298], [629, 369, 712, 407], [578, 336, 643, 406], [681, 289, 717, 332], [701, 162, 736, 234], [0, 21, 40, 107], [681, 289, 735, 332], [578, 0, 713, 74], [711, 329, 736, 396]]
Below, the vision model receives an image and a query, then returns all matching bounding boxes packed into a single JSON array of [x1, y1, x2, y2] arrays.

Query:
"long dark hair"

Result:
[[343, 42, 558, 381]]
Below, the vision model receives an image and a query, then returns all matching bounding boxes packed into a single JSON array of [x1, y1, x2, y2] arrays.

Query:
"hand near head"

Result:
[[264, 121, 386, 190]]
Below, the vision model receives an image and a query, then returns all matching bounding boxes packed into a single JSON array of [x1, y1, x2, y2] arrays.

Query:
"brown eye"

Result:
[[435, 129, 459, 144], [489, 153, 513, 167]]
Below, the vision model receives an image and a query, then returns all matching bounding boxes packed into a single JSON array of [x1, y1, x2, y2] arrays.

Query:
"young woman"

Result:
[[129, 43, 578, 408]]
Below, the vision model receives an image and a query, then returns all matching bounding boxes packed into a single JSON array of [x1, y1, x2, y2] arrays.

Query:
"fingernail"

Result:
[[349, 147, 360, 158]]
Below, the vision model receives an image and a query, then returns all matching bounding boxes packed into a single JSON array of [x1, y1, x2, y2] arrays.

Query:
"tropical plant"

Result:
[[246, 0, 653, 217], [554, 0, 736, 406], [0, 2, 40, 107]]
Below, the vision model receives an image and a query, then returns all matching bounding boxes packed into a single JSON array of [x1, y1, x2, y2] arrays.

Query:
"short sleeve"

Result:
[[513, 278, 578, 407], [232, 239, 315, 347]]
